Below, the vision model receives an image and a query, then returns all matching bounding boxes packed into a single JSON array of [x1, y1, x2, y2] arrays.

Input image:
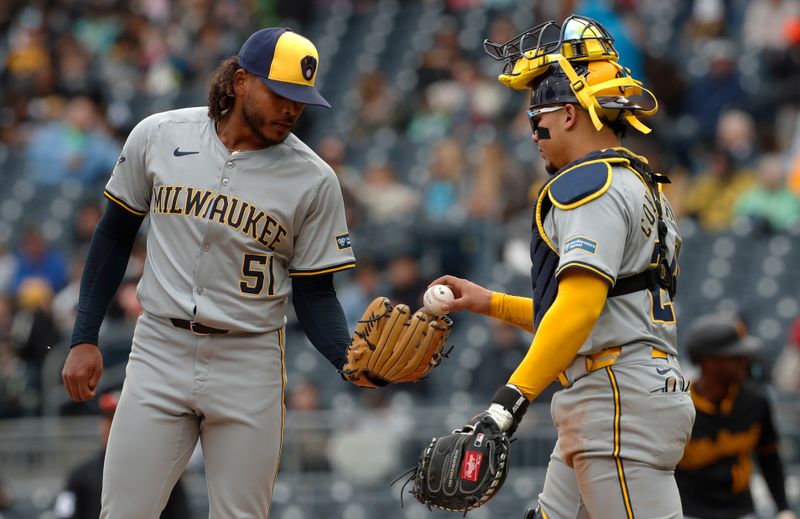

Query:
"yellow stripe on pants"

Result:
[[606, 366, 634, 519]]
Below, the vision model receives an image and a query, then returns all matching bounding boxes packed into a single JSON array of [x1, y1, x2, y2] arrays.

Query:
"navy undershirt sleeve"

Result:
[[70, 201, 144, 347], [292, 273, 350, 371]]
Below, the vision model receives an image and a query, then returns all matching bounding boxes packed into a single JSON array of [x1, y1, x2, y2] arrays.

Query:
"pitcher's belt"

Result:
[[558, 346, 673, 387], [170, 318, 229, 335]]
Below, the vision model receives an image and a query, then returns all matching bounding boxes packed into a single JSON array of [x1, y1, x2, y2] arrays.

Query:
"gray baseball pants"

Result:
[[101, 312, 285, 518], [537, 346, 696, 519]]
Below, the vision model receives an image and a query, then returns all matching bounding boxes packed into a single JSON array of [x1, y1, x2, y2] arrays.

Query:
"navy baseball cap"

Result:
[[238, 27, 331, 108], [685, 313, 762, 363]]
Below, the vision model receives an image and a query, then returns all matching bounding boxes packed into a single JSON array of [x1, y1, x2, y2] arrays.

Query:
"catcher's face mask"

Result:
[[483, 15, 618, 91], [485, 15, 658, 134]]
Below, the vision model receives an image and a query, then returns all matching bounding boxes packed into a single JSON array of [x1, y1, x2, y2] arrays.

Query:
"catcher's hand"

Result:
[[403, 415, 511, 513], [341, 296, 453, 388]]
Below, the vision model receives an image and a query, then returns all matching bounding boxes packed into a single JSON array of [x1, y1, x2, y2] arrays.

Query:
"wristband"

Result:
[[491, 384, 530, 428]]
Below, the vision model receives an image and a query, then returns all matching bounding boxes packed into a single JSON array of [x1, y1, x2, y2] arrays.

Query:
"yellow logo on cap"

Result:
[[268, 32, 319, 86]]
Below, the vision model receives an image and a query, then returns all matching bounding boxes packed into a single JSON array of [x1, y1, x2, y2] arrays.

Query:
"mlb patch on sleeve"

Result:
[[564, 236, 597, 255], [335, 233, 352, 250]]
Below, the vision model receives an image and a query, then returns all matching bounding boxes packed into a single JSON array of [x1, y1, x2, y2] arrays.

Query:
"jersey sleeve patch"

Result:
[[564, 236, 597, 255], [547, 160, 612, 210], [335, 232, 352, 250]]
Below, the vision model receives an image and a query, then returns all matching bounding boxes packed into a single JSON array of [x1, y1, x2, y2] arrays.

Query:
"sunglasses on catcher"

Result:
[[527, 105, 564, 139]]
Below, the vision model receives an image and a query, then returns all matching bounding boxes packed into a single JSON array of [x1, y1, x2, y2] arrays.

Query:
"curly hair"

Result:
[[207, 56, 242, 121]]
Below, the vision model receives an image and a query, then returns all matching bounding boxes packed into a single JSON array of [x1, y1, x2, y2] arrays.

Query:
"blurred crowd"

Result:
[[0, 0, 799, 421]]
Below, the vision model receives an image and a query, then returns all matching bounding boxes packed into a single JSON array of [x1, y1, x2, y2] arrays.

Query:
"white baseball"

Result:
[[423, 284, 454, 317]]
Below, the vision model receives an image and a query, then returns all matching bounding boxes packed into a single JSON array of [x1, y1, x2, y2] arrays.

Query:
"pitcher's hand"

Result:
[[62, 344, 104, 402]]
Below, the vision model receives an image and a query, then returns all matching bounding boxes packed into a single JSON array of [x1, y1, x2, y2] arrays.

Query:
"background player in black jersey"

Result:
[[677, 313, 796, 519], [52, 391, 191, 519]]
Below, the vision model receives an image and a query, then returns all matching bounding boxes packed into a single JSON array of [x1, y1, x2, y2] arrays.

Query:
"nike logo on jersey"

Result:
[[656, 366, 673, 375], [173, 147, 200, 157], [116, 155, 126, 165]]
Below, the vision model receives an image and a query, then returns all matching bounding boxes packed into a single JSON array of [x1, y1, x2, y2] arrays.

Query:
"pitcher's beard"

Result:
[[241, 100, 282, 147]]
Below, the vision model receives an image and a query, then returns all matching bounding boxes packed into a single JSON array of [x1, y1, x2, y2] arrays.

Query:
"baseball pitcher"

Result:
[[61, 27, 450, 518]]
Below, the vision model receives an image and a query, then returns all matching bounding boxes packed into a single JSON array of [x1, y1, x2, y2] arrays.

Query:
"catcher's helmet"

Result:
[[484, 15, 657, 134]]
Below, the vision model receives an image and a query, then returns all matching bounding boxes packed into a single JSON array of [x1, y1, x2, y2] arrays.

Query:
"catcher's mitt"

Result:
[[341, 296, 453, 388], [404, 416, 511, 514]]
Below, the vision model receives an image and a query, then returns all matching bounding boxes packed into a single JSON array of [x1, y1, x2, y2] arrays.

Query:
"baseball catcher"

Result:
[[405, 14, 695, 518], [341, 297, 454, 387]]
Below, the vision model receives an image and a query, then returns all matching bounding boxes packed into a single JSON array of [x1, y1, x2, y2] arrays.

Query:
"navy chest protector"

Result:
[[530, 149, 676, 328]]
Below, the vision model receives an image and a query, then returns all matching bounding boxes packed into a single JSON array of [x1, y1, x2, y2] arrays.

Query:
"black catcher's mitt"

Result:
[[406, 416, 511, 514]]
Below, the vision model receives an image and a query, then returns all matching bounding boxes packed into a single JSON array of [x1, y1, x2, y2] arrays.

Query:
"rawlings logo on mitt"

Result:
[[397, 417, 511, 514], [341, 297, 454, 388]]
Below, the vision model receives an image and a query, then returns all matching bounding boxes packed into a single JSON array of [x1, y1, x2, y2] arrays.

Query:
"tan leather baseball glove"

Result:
[[341, 297, 453, 388]]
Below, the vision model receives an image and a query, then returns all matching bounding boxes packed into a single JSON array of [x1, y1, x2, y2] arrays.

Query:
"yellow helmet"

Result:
[[484, 15, 658, 133]]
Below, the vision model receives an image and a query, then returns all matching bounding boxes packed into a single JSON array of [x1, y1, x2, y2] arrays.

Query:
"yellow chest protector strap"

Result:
[[552, 54, 657, 134]]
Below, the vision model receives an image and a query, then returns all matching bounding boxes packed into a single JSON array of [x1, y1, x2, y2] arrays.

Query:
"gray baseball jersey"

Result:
[[105, 107, 355, 332], [531, 151, 694, 519], [100, 107, 354, 518], [543, 161, 681, 355]]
